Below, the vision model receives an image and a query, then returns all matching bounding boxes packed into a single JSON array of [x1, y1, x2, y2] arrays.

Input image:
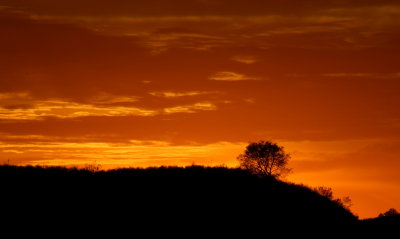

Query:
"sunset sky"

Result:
[[1, 0, 400, 218]]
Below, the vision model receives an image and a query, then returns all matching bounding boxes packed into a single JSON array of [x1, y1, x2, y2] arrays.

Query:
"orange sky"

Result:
[[1, 0, 400, 218]]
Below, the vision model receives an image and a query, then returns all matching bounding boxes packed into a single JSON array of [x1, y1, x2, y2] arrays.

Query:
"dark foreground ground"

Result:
[[1, 165, 398, 232]]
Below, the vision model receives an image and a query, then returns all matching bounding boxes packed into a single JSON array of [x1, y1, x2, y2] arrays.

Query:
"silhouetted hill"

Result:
[[2, 165, 359, 229], [361, 215, 400, 225]]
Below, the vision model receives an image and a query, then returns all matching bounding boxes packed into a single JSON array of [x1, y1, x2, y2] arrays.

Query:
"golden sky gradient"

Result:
[[1, 0, 400, 218]]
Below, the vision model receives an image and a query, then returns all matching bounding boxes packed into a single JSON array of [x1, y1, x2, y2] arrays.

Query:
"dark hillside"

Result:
[[1, 165, 357, 228], [361, 215, 400, 225]]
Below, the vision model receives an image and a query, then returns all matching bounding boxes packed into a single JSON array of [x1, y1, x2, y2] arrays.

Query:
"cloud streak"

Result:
[[209, 72, 259, 81], [322, 72, 400, 79], [149, 91, 212, 98], [2, 1, 399, 51], [163, 102, 217, 114], [0, 100, 157, 120], [0, 92, 220, 120], [231, 56, 258, 64]]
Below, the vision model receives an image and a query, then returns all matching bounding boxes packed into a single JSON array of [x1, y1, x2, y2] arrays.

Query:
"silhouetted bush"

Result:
[[362, 209, 400, 225], [379, 208, 399, 218]]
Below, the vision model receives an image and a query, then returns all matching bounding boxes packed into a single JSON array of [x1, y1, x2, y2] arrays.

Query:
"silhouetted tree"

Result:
[[237, 141, 291, 178], [379, 208, 399, 217]]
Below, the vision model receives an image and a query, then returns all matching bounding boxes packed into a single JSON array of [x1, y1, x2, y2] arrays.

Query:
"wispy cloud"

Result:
[[88, 92, 139, 104], [0, 92, 222, 120], [231, 55, 258, 64], [0, 92, 31, 99], [3, 2, 400, 52], [0, 100, 157, 120], [322, 73, 400, 78], [163, 102, 217, 114], [149, 91, 212, 98], [209, 71, 259, 81]]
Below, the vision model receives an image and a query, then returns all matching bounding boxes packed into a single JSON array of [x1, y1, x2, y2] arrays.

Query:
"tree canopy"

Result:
[[237, 141, 291, 178]]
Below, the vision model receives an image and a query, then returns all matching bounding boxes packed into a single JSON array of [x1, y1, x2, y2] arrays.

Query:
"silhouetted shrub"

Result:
[[379, 208, 399, 217]]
